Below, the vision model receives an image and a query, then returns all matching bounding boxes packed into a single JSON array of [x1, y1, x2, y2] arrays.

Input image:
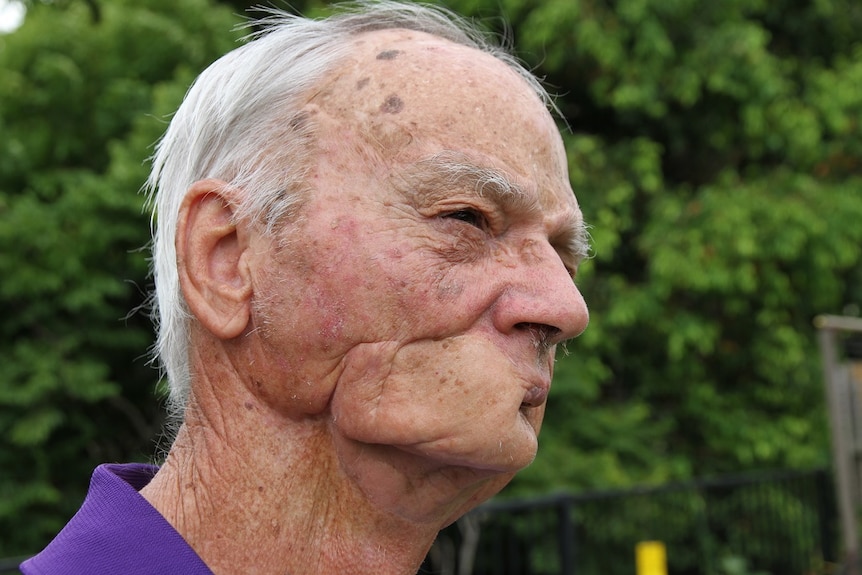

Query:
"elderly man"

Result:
[[23, 2, 589, 574]]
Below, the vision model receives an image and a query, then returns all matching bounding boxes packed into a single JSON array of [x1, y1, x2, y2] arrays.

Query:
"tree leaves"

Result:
[[1, 0, 860, 556], [0, 0, 242, 555]]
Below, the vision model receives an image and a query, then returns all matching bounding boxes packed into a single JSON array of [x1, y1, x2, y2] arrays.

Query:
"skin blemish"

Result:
[[380, 94, 404, 114], [356, 77, 370, 90], [436, 279, 464, 299], [288, 111, 310, 131], [376, 49, 402, 60], [366, 121, 414, 157]]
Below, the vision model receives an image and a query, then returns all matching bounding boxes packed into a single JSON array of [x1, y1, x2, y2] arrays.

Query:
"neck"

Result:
[[141, 393, 441, 575]]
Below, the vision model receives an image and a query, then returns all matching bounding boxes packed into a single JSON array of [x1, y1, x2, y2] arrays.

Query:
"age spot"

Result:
[[356, 77, 370, 90], [376, 49, 402, 60], [380, 94, 404, 114]]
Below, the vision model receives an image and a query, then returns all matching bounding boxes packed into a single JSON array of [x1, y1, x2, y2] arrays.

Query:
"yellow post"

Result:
[[636, 541, 668, 575]]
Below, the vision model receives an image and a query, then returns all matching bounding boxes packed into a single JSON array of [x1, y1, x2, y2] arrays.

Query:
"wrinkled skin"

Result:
[[240, 30, 589, 519], [144, 28, 589, 575]]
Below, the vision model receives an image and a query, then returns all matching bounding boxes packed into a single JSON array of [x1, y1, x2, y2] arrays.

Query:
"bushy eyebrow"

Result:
[[393, 151, 592, 266], [406, 153, 534, 210], [554, 218, 592, 270]]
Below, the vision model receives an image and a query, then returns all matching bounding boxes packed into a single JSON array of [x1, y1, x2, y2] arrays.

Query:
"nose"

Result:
[[492, 242, 589, 345]]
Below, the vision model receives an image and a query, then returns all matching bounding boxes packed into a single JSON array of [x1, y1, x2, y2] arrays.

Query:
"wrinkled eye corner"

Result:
[[441, 209, 486, 229]]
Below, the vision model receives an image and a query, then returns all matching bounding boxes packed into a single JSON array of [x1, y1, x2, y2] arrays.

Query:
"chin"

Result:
[[333, 431, 528, 525], [440, 472, 517, 527], [417, 412, 541, 474]]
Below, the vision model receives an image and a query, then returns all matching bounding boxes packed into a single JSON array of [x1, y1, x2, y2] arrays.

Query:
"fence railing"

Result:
[[422, 468, 838, 575], [0, 557, 25, 575]]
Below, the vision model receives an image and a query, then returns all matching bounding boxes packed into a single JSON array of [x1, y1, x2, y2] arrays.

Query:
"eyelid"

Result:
[[441, 207, 488, 229], [436, 201, 501, 231]]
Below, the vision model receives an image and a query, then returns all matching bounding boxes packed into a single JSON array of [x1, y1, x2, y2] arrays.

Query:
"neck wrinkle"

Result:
[[141, 356, 438, 575]]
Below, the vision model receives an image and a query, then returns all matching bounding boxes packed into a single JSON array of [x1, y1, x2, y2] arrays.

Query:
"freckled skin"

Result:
[[145, 27, 589, 575], [243, 29, 589, 520], [376, 49, 402, 60], [379, 94, 404, 114]]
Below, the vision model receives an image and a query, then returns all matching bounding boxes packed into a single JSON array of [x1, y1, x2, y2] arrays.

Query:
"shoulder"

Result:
[[20, 464, 214, 575]]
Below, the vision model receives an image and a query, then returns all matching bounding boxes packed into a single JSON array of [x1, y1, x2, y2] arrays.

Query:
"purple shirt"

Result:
[[21, 463, 214, 575]]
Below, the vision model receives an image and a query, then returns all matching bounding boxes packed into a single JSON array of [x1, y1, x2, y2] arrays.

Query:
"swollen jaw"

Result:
[[329, 429, 504, 526], [329, 337, 547, 472]]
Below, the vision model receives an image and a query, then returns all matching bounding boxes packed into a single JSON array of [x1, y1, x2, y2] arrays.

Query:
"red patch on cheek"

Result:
[[384, 245, 404, 259], [319, 314, 345, 344]]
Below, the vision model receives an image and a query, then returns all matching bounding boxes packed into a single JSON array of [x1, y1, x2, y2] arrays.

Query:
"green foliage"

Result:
[[0, 0, 242, 554], [719, 555, 770, 575], [2, 0, 861, 560]]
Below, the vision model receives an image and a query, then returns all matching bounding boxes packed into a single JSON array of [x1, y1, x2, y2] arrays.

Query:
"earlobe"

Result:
[[176, 179, 253, 340]]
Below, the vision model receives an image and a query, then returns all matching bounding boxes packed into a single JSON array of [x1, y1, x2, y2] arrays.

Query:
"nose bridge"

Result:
[[505, 235, 589, 341]]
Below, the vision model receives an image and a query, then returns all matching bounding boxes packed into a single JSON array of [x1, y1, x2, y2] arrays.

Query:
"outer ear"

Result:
[[176, 179, 253, 340]]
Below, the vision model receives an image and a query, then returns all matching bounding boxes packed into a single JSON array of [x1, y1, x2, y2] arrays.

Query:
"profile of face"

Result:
[[225, 29, 589, 520]]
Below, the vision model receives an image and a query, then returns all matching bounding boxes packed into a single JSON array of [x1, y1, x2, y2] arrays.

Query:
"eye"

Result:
[[441, 209, 486, 229]]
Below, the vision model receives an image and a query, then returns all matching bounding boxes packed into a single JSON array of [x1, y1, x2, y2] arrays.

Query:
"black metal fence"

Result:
[[422, 468, 838, 575], [0, 558, 25, 575]]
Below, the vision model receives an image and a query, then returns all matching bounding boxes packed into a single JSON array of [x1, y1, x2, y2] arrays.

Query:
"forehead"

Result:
[[308, 28, 577, 214]]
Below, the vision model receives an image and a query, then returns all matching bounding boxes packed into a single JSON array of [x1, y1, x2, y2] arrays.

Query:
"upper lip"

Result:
[[520, 376, 550, 408]]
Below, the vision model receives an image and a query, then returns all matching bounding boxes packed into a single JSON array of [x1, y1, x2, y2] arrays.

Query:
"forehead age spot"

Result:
[[376, 49, 403, 60], [288, 110, 311, 131], [356, 77, 370, 90], [380, 94, 404, 114]]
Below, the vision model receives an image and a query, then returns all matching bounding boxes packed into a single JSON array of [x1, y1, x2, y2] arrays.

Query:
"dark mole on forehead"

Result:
[[376, 49, 402, 60], [380, 94, 404, 114], [288, 110, 310, 130]]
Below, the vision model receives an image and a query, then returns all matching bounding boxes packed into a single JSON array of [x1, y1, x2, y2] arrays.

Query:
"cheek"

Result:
[[241, 238, 372, 414], [376, 231, 495, 326], [352, 234, 477, 339], [244, 215, 491, 415]]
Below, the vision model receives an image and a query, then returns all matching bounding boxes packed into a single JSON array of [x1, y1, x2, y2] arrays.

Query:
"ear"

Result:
[[176, 179, 253, 340]]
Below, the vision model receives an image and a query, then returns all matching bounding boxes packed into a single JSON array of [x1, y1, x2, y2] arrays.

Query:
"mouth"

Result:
[[520, 379, 549, 409]]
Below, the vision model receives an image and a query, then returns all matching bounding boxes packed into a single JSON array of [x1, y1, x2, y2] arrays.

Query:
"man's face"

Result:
[[243, 30, 588, 515]]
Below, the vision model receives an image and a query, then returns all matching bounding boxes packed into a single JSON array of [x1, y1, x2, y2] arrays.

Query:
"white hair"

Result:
[[146, 0, 556, 415]]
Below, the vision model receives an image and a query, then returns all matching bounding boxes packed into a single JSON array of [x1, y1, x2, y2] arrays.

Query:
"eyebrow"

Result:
[[394, 151, 592, 265]]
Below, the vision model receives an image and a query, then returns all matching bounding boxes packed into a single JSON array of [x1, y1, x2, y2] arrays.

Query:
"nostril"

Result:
[[514, 322, 559, 336], [514, 322, 561, 351]]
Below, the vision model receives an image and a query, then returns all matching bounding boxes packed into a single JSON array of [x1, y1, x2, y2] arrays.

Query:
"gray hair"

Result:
[[146, 0, 556, 414]]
